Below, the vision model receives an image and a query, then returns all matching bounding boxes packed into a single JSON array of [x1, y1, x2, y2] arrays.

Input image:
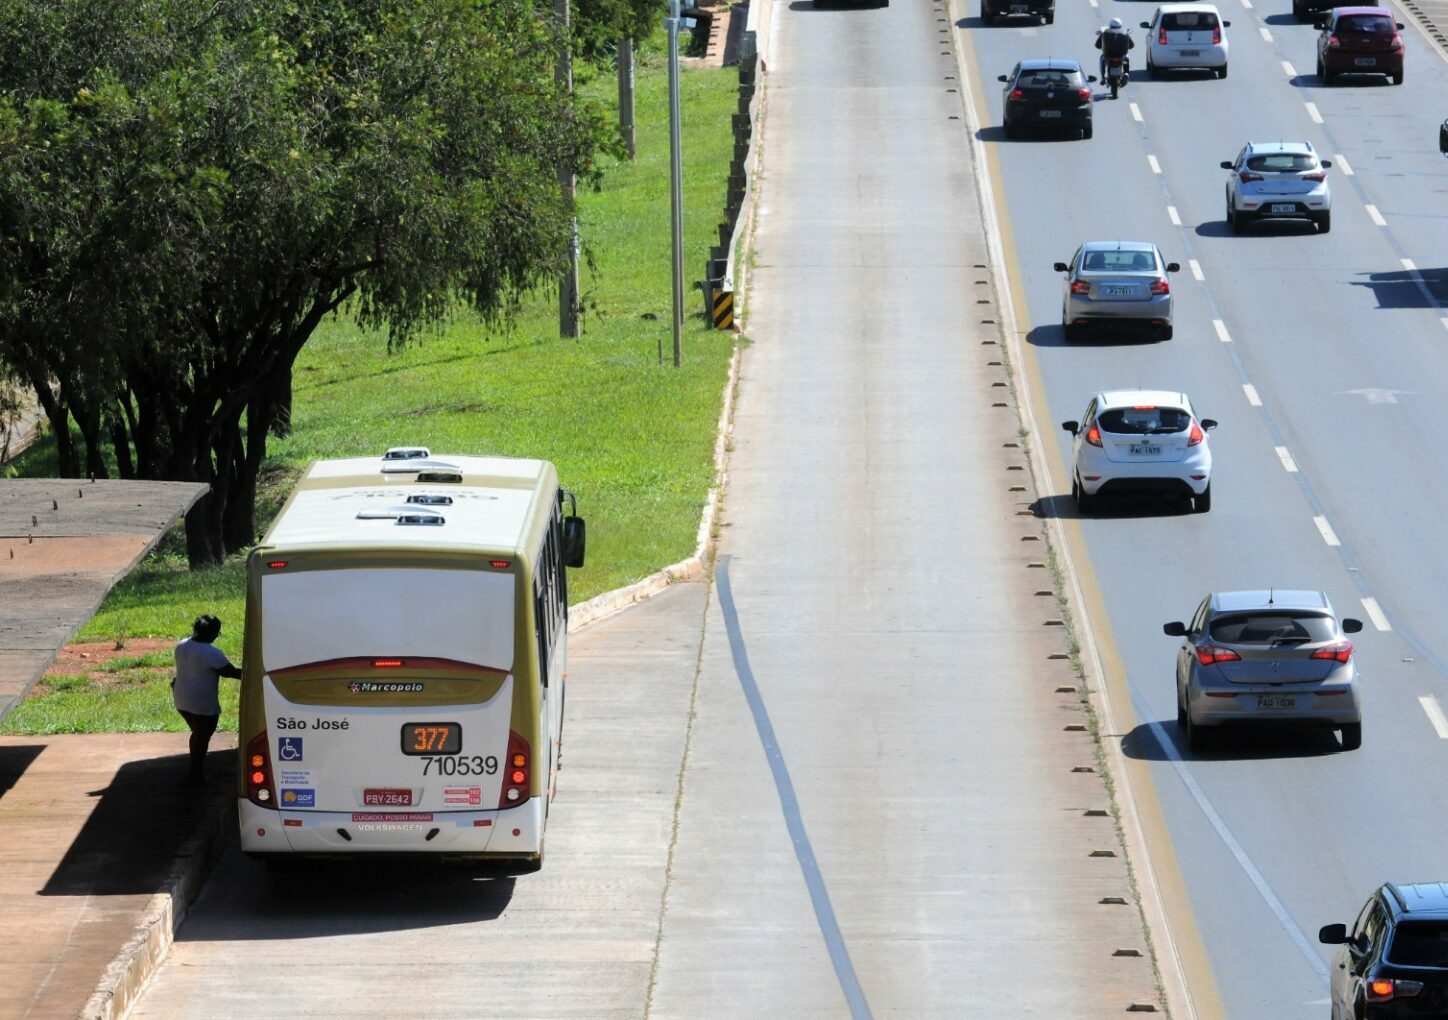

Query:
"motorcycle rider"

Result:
[[1095, 17, 1134, 82]]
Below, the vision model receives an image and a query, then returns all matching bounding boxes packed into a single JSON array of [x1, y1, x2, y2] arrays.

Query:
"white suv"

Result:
[[1062, 390, 1217, 514], [1222, 141, 1333, 234]]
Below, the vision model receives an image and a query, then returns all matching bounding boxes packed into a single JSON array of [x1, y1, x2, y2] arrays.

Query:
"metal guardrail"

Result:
[[700, 27, 763, 329]]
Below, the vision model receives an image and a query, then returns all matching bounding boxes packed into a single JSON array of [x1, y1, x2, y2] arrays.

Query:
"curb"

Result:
[[81, 772, 236, 1020]]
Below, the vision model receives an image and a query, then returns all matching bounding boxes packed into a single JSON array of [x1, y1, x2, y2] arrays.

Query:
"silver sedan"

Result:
[[1056, 241, 1179, 341]]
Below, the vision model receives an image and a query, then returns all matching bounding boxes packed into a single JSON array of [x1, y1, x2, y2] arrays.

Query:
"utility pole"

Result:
[[619, 38, 636, 160], [557, 0, 580, 338], [666, 0, 685, 367]]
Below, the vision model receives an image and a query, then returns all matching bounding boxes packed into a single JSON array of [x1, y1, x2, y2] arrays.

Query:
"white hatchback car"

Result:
[[1222, 141, 1333, 234], [1142, 4, 1231, 78], [1062, 390, 1217, 513]]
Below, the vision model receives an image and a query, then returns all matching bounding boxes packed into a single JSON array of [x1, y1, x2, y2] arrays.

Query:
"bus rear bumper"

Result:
[[239, 797, 544, 857]]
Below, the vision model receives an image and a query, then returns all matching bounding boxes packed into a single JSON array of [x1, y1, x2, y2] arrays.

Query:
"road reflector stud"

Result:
[[1114, 948, 1143, 957], [1100, 896, 1128, 905], [1090, 849, 1118, 858]]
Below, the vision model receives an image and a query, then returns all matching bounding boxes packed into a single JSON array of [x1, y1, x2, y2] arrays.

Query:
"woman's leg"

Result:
[[178, 709, 220, 779]]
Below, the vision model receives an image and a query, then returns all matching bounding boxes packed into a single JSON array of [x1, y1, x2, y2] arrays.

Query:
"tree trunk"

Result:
[[268, 367, 292, 439], [619, 38, 636, 159]]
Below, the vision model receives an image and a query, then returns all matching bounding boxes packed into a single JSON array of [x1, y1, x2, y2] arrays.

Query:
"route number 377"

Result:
[[422, 755, 498, 777]]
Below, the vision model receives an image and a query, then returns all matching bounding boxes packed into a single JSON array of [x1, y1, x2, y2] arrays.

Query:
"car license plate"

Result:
[[1039, 110, 1061, 118], [1130, 444, 1161, 455], [1270, 203, 1297, 214], [1179, 49, 1200, 57], [1355, 57, 1377, 66], [1102, 286, 1134, 297], [364, 788, 414, 806], [1256, 695, 1297, 710], [1010, 4, 1027, 11]]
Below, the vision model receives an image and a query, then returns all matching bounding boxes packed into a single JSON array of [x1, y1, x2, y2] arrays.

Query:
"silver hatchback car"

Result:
[[1055, 241, 1179, 341], [1164, 590, 1363, 752]]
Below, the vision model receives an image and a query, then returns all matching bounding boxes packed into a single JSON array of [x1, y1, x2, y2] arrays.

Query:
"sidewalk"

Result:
[[0, 733, 235, 1020]]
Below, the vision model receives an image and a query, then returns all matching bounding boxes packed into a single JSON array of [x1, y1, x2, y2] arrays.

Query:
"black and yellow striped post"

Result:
[[711, 287, 734, 330]]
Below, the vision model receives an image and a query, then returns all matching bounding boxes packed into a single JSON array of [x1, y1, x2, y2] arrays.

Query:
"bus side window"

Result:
[[535, 506, 566, 686]]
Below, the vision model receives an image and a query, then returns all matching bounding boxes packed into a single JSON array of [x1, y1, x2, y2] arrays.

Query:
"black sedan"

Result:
[[999, 60, 1095, 141]]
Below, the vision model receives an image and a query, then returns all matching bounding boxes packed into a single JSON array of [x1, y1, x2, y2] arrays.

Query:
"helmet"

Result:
[[1109, 17, 1123, 28]]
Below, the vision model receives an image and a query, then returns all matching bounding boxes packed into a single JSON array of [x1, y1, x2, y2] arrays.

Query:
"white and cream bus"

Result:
[[237, 448, 584, 871]]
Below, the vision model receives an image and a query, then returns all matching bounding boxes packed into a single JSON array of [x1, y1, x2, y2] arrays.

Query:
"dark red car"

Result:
[[1317, 6, 1405, 85]]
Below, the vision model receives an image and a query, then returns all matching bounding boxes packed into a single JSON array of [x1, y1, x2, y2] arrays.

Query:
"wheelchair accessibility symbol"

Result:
[[278, 737, 303, 761]]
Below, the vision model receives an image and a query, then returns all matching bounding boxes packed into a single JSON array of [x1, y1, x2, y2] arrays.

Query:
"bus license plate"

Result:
[[1256, 695, 1297, 710], [1130, 445, 1161, 455], [364, 788, 414, 806], [401, 722, 462, 755]]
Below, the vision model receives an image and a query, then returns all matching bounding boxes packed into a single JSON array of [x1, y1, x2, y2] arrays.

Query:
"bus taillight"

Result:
[[246, 731, 278, 807], [500, 730, 531, 807]]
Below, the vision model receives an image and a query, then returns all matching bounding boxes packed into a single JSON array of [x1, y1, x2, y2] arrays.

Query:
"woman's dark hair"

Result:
[[192, 614, 222, 642]]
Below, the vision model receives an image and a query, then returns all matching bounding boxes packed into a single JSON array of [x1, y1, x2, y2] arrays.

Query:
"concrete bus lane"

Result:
[[958, 0, 1448, 1015]]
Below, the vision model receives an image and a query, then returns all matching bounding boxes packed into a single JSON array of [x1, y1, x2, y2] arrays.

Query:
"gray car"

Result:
[[1164, 590, 1363, 752], [1055, 241, 1178, 341]]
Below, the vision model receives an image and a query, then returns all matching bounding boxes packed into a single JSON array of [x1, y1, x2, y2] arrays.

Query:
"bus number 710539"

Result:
[[422, 755, 498, 777]]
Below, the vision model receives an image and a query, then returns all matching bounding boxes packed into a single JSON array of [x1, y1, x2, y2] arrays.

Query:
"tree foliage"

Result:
[[572, 0, 665, 60], [0, 0, 615, 564]]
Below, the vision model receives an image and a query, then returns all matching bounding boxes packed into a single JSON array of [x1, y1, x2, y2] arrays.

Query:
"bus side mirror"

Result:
[[563, 516, 586, 568]]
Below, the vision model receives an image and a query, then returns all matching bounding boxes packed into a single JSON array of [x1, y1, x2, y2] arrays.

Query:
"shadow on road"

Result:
[[1034, 493, 1193, 520], [1121, 720, 1347, 761], [1025, 323, 1164, 349], [1194, 219, 1318, 239], [1352, 267, 1448, 308], [0, 743, 45, 801]]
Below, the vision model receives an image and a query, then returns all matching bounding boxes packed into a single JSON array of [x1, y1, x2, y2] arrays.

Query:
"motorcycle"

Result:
[[1104, 54, 1129, 99]]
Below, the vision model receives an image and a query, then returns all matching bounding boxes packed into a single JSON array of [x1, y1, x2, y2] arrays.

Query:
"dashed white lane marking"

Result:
[[1089, 0, 1098, 6], [1366, 204, 1386, 226], [1420, 696, 1448, 739], [1361, 597, 1391, 632], [1213, 319, 1232, 343], [1241, 0, 1253, 8], [1306, 102, 1324, 124], [1168, 205, 1182, 225], [1440, 316, 1448, 335], [1403, 257, 1418, 272], [1314, 515, 1341, 546], [1189, 259, 1205, 282], [1130, 102, 1143, 122], [1148, 154, 1162, 174], [1276, 446, 1299, 472], [1243, 383, 1262, 406], [1259, 26, 1274, 41], [1335, 154, 1353, 176], [1282, 60, 1298, 77]]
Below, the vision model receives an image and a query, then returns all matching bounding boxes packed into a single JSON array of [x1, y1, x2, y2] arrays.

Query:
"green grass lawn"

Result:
[[3, 49, 740, 735]]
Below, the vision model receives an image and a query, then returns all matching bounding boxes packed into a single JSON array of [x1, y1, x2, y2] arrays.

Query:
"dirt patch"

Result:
[[41, 638, 175, 687]]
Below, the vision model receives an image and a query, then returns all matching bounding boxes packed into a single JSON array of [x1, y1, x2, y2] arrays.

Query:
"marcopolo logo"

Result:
[[347, 681, 424, 694]]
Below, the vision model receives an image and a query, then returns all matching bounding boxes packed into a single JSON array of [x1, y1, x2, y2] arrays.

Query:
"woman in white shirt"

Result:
[[173, 614, 242, 781]]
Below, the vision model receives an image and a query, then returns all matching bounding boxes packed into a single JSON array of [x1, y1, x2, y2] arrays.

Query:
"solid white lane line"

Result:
[[1403, 257, 1418, 272], [1243, 384, 1262, 406], [1306, 102, 1324, 124], [1361, 597, 1391, 632], [1314, 516, 1341, 546], [1366, 204, 1386, 226], [1148, 154, 1162, 174], [1420, 696, 1448, 739], [1188, 259, 1205, 282], [1275, 446, 1298, 472], [1167, 205, 1181, 225], [1335, 154, 1353, 176], [1282, 60, 1298, 77], [1259, 26, 1274, 41], [1130, 102, 1143, 122], [1213, 319, 1232, 343]]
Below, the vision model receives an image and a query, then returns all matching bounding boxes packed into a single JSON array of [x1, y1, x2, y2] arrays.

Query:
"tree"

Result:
[[572, 0, 664, 62], [0, 0, 615, 564]]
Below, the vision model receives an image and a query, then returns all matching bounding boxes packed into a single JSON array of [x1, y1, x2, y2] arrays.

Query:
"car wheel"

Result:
[[1217, 62, 1228, 79], [1075, 475, 1095, 515], [1316, 56, 1324, 80], [1392, 70, 1404, 85], [1184, 707, 1208, 752], [1292, 0, 1305, 20], [1081, 123, 1093, 140], [1043, 12, 1054, 25], [1194, 483, 1211, 513], [1177, 696, 1187, 730], [1004, 120, 1018, 140], [1324, 67, 1336, 85], [1158, 323, 1173, 341], [1145, 56, 1156, 78], [982, 6, 994, 24], [1317, 211, 1331, 234], [1340, 723, 1362, 752], [1227, 201, 1241, 234]]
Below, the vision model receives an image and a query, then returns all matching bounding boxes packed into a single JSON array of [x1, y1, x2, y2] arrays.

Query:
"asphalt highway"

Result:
[[960, 0, 1448, 1015]]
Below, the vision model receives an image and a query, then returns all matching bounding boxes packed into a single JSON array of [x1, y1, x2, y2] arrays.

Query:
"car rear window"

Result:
[[1082, 250, 1157, 272], [1389, 923, 1448, 968], [1096, 407, 1191, 435], [1018, 69, 1083, 88], [1209, 613, 1336, 645], [1162, 11, 1220, 29], [1335, 14, 1394, 33], [1245, 153, 1318, 172]]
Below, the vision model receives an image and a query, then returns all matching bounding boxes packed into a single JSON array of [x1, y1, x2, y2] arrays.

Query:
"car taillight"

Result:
[[499, 729, 531, 807], [1159, 28, 1168, 45], [1392, 33, 1404, 50], [1212, 26, 1221, 44], [246, 730, 278, 807], [1310, 641, 1354, 663], [1010, 88, 1024, 100], [1070, 280, 1091, 295], [1238, 171, 1263, 183], [1195, 644, 1241, 666], [1302, 170, 1326, 182], [1084, 425, 1102, 447], [1076, 87, 1091, 102], [1187, 422, 1205, 446], [1150, 278, 1170, 295], [1366, 978, 1424, 1002], [1327, 34, 1340, 48]]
